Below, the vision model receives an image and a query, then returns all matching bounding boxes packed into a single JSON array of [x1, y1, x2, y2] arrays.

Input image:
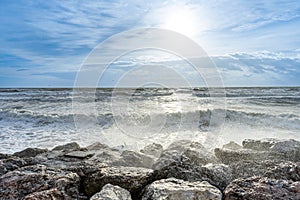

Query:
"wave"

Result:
[[1, 107, 299, 131]]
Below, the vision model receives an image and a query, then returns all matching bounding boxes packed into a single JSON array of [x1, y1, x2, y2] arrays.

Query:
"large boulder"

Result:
[[224, 176, 300, 200], [216, 139, 300, 165], [0, 165, 80, 199], [52, 142, 81, 152], [0, 156, 27, 176], [142, 178, 222, 200], [214, 147, 284, 165], [83, 166, 154, 198], [112, 150, 154, 168], [140, 143, 163, 158], [13, 147, 48, 158], [243, 138, 300, 162], [242, 138, 279, 151], [230, 160, 300, 180], [90, 184, 132, 200], [153, 140, 218, 170], [153, 162, 231, 190]]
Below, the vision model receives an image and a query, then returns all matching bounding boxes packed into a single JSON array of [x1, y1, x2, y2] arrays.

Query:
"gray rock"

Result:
[[152, 162, 231, 190], [142, 178, 222, 200], [230, 160, 300, 180], [153, 140, 218, 170], [214, 147, 284, 165], [222, 141, 243, 150], [112, 150, 154, 168], [0, 156, 27, 176], [243, 138, 300, 161], [86, 142, 111, 150], [242, 138, 279, 151], [13, 147, 48, 158], [52, 142, 81, 152], [152, 149, 182, 170], [90, 184, 132, 200], [24, 188, 64, 200], [224, 176, 300, 200], [0, 164, 80, 199], [64, 151, 95, 159], [140, 143, 163, 158], [0, 153, 10, 159], [83, 166, 153, 197], [91, 150, 121, 165]]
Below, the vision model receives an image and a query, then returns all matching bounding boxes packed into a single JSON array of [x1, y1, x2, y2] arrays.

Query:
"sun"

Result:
[[162, 7, 197, 37]]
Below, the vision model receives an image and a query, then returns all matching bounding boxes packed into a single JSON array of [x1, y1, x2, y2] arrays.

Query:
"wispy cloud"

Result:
[[0, 0, 300, 87]]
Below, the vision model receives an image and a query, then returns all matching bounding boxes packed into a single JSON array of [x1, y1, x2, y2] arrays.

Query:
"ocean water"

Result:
[[0, 87, 299, 153]]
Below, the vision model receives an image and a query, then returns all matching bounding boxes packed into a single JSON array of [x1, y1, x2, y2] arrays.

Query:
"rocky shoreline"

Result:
[[1, 138, 300, 199]]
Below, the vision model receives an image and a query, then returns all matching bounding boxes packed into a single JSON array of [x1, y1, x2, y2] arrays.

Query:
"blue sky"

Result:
[[0, 0, 299, 87]]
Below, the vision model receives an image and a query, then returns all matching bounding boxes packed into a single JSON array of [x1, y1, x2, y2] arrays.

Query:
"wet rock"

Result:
[[64, 151, 95, 159], [0, 156, 27, 176], [0, 164, 80, 199], [140, 143, 163, 158], [153, 162, 231, 190], [112, 150, 154, 168], [222, 141, 243, 150], [204, 163, 232, 190], [87, 148, 121, 166], [230, 160, 300, 180], [242, 138, 279, 151], [214, 147, 284, 165], [83, 166, 153, 197], [86, 142, 111, 150], [13, 147, 48, 158], [142, 178, 222, 200], [224, 176, 300, 200], [153, 140, 218, 170], [243, 138, 300, 162], [52, 142, 81, 152], [90, 184, 132, 200], [152, 149, 182, 170], [0, 153, 10, 159]]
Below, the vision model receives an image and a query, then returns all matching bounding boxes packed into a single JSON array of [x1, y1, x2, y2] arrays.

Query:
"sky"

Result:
[[0, 0, 299, 87]]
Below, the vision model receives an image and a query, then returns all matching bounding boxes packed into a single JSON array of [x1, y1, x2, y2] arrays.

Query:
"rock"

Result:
[[152, 149, 182, 170], [265, 161, 300, 181], [142, 178, 222, 200], [224, 176, 300, 200], [140, 143, 163, 158], [152, 162, 231, 190], [230, 160, 300, 180], [0, 164, 80, 199], [87, 148, 121, 166], [64, 151, 95, 159], [242, 138, 279, 151], [83, 166, 154, 198], [203, 163, 232, 190], [0, 153, 10, 159], [214, 148, 284, 165], [86, 142, 111, 150], [222, 141, 243, 150], [13, 147, 48, 158], [112, 150, 154, 168], [153, 140, 218, 170], [0, 156, 27, 176], [24, 188, 64, 200], [243, 138, 300, 162], [90, 184, 132, 200], [52, 142, 81, 152]]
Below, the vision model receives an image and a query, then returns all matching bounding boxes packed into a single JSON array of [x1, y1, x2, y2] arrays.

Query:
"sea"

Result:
[[0, 87, 299, 154]]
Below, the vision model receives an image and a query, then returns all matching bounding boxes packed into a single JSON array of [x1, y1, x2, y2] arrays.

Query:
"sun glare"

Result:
[[163, 7, 197, 37]]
